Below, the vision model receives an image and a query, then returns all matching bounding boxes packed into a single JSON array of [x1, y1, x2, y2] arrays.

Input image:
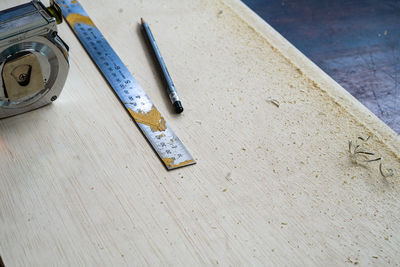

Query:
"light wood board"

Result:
[[0, 0, 399, 266]]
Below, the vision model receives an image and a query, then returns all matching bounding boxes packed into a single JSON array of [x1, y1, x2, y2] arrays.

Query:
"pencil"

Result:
[[141, 18, 184, 114]]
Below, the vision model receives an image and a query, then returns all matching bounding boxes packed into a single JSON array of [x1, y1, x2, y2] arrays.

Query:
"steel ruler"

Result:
[[56, 0, 195, 170]]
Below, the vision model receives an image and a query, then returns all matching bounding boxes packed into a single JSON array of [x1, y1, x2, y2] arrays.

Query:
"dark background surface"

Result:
[[241, 0, 400, 134]]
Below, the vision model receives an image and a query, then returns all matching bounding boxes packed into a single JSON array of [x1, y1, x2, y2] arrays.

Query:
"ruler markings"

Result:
[[56, 0, 195, 170]]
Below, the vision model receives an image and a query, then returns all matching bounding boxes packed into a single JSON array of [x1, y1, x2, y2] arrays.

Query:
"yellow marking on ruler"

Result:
[[162, 158, 195, 168], [128, 106, 167, 132], [66, 13, 95, 27]]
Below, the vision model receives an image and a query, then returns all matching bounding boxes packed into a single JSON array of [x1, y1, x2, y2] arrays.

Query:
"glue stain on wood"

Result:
[[66, 13, 95, 27], [162, 158, 195, 169], [128, 106, 167, 132]]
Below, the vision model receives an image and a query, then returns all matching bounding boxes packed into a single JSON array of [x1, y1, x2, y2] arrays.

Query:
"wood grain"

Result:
[[0, 0, 399, 266]]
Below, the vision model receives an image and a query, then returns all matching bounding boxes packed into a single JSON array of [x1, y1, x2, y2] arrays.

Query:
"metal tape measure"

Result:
[[0, 0, 69, 119]]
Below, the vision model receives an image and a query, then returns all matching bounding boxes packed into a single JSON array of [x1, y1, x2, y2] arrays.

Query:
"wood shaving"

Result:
[[266, 98, 280, 107]]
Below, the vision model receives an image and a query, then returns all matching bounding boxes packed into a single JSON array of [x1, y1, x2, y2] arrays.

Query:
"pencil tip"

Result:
[[141, 18, 145, 24]]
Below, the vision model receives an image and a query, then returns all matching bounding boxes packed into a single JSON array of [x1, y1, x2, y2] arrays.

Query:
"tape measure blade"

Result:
[[57, 0, 195, 170]]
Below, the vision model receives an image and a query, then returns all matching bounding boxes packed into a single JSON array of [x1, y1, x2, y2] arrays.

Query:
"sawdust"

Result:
[[128, 106, 167, 132]]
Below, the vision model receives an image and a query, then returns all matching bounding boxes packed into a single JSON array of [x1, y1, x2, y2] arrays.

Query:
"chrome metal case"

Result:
[[0, 0, 69, 118]]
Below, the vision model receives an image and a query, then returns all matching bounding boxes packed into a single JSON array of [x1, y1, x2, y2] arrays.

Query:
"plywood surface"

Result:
[[0, 0, 399, 266], [243, 0, 400, 134]]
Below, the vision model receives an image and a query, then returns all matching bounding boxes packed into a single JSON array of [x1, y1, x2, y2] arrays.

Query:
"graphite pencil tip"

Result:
[[141, 17, 145, 24]]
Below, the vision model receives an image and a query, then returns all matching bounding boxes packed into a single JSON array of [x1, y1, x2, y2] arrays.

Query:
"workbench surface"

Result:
[[1, 0, 399, 266]]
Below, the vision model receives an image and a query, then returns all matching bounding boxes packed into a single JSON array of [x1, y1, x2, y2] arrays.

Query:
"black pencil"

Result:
[[141, 18, 184, 114]]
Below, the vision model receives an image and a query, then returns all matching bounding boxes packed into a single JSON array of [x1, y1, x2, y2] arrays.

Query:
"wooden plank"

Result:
[[243, 0, 400, 134], [0, 0, 399, 265]]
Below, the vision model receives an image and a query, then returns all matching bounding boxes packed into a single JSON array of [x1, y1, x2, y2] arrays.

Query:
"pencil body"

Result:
[[141, 19, 183, 114]]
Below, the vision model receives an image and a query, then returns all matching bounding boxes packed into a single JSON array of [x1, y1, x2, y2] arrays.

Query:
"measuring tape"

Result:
[[56, 0, 195, 170]]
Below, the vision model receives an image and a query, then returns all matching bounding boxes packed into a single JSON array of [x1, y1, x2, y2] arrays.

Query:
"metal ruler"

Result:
[[56, 0, 195, 170]]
